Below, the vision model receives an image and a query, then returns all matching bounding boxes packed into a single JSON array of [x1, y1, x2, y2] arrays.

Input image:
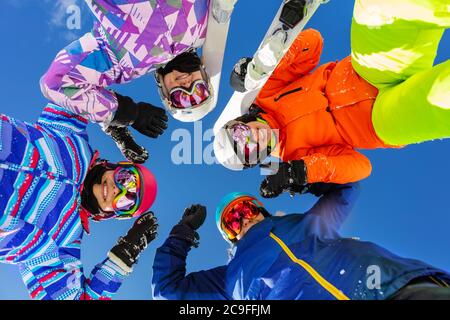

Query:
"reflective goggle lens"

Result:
[[221, 200, 260, 240], [169, 80, 210, 109], [229, 123, 259, 161], [112, 166, 141, 215]]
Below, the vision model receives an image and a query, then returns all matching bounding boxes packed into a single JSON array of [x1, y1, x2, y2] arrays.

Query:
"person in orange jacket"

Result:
[[214, 0, 450, 198]]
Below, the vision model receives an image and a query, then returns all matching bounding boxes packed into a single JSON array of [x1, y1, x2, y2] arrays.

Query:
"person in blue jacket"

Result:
[[152, 183, 450, 300]]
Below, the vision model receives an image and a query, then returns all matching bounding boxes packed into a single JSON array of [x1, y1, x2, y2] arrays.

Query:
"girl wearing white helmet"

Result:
[[41, 0, 236, 164], [154, 50, 216, 123]]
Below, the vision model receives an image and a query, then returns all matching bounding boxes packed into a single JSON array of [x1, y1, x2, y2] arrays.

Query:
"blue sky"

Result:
[[1, 0, 449, 300]]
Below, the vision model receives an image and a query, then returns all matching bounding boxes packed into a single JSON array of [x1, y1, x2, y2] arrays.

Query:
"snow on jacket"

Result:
[[255, 29, 398, 185], [0, 105, 127, 300], [40, 0, 210, 123], [152, 183, 450, 300]]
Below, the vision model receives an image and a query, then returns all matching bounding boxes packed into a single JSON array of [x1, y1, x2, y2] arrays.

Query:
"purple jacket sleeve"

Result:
[[40, 32, 119, 124]]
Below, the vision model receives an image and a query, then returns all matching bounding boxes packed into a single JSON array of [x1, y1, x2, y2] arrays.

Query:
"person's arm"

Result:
[[40, 34, 168, 136], [257, 28, 324, 99], [152, 205, 230, 300], [260, 146, 370, 198], [152, 237, 230, 300], [18, 246, 128, 300], [300, 145, 372, 184], [304, 182, 361, 235], [40, 32, 119, 124], [1, 220, 126, 300], [12, 212, 158, 300]]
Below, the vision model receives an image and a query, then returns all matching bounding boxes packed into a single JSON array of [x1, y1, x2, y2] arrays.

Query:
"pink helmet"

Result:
[[131, 163, 158, 217]]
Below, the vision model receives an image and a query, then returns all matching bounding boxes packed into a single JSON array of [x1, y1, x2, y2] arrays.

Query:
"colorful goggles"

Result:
[[221, 198, 261, 241], [169, 79, 211, 109], [229, 122, 259, 161], [112, 166, 141, 216]]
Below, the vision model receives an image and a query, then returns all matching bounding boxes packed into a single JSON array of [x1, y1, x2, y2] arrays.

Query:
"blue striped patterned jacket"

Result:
[[0, 104, 126, 300]]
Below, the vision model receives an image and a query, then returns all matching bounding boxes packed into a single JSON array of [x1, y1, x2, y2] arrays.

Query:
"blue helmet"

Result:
[[215, 192, 269, 243]]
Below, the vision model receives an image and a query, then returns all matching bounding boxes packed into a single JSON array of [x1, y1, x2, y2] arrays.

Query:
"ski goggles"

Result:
[[168, 79, 211, 109], [112, 166, 141, 216], [221, 198, 261, 241], [228, 122, 259, 161]]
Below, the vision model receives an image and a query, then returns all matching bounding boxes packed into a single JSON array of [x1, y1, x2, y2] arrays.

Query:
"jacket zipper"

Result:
[[270, 232, 350, 300], [274, 87, 303, 102]]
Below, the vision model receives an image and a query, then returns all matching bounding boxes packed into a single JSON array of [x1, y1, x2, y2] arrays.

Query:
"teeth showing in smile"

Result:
[[103, 181, 107, 200]]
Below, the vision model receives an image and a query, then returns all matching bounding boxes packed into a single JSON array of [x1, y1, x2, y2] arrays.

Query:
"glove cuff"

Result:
[[110, 92, 139, 127], [108, 251, 133, 274], [290, 160, 307, 186], [305, 183, 337, 197], [108, 238, 138, 274], [169, 224, 200, 248]]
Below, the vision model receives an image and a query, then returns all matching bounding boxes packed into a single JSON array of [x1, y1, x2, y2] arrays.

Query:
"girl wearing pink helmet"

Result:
[[0, 99, 159, 299], [80, 152, 158, 223]]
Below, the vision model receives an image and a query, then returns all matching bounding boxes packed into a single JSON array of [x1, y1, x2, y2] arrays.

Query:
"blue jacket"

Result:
[[152, 183, 450, 300]]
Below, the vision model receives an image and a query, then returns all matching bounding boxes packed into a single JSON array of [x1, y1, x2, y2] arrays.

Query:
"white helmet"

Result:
[[214, 125, 247, 171], [214, 110, 276, 171], [155, 65, 215, 123]]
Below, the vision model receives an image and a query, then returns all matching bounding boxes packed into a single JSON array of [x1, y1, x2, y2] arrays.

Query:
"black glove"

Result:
[[111, 92, 168, 139], [229, 57, 252, 92], [169, 204, 206, 248], [108, 212, 158, 272], [260, 160, 307, 198], [104, 125, 149, 164]]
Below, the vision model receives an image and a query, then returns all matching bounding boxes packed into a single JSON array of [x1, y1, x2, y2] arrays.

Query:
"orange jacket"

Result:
[[256, 29, 394, 184]]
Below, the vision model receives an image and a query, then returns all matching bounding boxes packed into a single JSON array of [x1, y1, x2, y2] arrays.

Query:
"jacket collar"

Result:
[[77, 151, 101, 235], [79, 207, 91, 235], [235, 217, 274, 253], [260, 113, 285, 159], [260, 112, 281, 131]]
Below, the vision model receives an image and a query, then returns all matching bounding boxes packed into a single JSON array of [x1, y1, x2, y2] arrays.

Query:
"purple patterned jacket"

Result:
[[40, 0, 210, 123]]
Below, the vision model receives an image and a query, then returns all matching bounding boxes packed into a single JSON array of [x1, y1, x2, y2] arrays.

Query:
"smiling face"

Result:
[[236, 213, 265, 241], [92, 170, 119, 213], [162, 70, 204, 92]]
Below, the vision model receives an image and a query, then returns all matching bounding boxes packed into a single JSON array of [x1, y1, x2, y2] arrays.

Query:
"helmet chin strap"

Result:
[[91, 210, 116, 222], [258, 206, 272, 218]]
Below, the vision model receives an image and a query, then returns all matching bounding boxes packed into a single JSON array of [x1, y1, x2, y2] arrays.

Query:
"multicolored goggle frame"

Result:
[[168, 79, 211, 109], [112, 165, 141, 217]]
